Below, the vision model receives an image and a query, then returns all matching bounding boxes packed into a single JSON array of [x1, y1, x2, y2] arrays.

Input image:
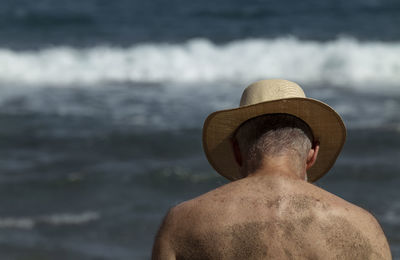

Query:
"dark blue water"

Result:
[[1, 0, 400, 49], [0, 0, 399, 259]]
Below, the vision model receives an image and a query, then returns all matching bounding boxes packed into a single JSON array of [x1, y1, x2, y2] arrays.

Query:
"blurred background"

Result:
[[0, 0, 399, 259]]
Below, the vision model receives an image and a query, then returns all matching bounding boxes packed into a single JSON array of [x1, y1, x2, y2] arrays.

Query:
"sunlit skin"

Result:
[[152, 143, 392, 260]]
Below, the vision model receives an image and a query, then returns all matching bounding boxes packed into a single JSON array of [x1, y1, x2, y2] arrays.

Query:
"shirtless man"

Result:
[[152, 79, 392, 259]]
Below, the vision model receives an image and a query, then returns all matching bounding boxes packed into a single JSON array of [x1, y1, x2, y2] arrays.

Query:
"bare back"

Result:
[[152, 176, 391, 260]]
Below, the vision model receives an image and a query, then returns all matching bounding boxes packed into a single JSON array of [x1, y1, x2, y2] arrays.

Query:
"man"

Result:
[[152, 79, 392, 259]]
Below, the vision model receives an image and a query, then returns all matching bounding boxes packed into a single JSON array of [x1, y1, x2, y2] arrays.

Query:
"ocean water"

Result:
[[0, 0, 399, 259]]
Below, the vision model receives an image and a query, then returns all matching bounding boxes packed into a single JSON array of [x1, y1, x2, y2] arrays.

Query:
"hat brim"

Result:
[[202, 97, 346, 182]]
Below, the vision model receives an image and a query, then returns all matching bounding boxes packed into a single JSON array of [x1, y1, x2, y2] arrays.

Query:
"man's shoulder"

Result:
[[309, 183, 377, 220], [165, 182, 248, 229], [306, 185, 392, 259], [306, 183, 380, 229]]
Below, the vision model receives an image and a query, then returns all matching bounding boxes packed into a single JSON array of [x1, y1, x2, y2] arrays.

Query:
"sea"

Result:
[[0, 0, 399, 259]]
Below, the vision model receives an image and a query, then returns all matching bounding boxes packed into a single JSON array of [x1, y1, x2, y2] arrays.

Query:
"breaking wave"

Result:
[[0, 37, 399, 88]]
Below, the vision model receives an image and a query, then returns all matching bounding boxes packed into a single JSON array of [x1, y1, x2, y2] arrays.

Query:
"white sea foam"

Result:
[[0, 37, 399, 88], [0, 211, 100, 229], [0, 217, 35, 229], [41, 211, 100, 225]]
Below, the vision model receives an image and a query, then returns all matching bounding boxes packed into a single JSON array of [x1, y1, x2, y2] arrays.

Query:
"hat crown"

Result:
[[240, 79, 306, 107]]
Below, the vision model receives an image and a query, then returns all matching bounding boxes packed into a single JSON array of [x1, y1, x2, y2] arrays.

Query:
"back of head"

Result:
[[234, 113, 314, 177]]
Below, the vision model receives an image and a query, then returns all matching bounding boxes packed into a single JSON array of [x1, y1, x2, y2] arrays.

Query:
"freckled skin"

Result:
[[152, 175, 392, 260]]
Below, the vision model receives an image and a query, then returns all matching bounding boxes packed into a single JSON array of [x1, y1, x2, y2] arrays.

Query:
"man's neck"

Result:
[[246, 155, 307, 181]]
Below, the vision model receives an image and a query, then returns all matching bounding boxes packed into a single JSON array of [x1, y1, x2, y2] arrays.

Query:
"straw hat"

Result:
[[202, 79, 346, 182]]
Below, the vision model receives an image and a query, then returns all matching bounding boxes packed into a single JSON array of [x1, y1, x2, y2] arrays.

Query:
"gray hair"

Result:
[[234, 114, 313, 176]]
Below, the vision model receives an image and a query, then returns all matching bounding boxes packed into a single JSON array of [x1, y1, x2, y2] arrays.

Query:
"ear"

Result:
[[306, 141, 320, 170], [231, 138, 243, 166]]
